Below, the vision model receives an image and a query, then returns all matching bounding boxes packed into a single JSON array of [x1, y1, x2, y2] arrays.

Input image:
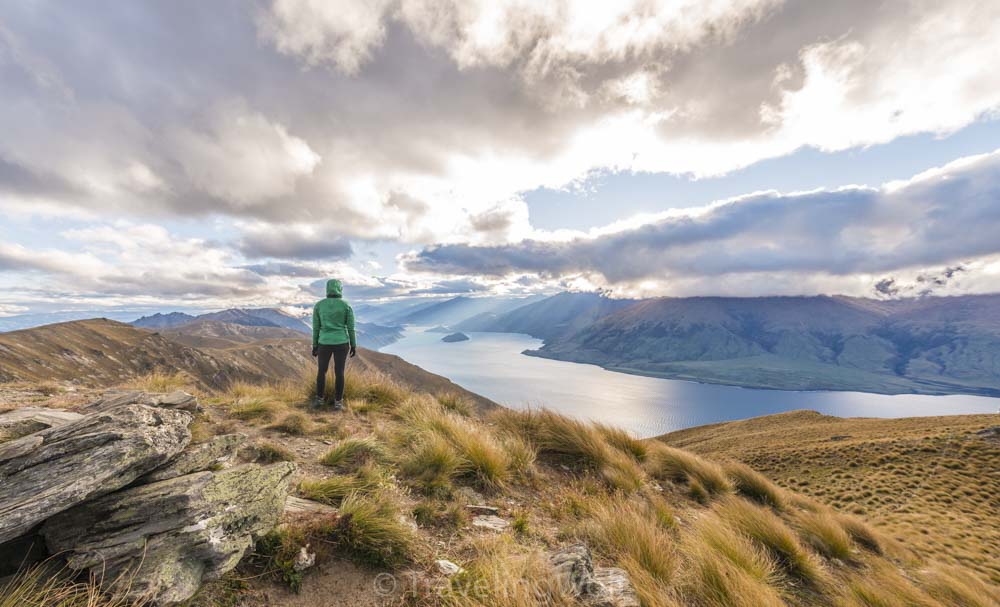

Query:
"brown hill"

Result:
[[0, 319, 494, 410], [659, 410, 1000, 585]]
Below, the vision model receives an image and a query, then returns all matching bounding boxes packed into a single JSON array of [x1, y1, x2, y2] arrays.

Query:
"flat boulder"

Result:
[[43, 462, 296, 605], [80, 389, 201, 414], [0, 407, 83, 443], [138, 433, 245, 483], [0, 404, 191, 544]]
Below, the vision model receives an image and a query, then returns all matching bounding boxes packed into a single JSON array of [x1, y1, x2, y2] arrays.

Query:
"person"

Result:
[[312, 279, 356, 410]]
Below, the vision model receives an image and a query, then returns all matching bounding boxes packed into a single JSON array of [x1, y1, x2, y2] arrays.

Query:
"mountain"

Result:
[[394, 295, 543, 327], [354, 322, 404, 349], [131, 311, 197, 328], [0, 310, 155, 332], [472, 292, 1000, 396], [455, 291, 636, 338], [0, 318, 492, 409]]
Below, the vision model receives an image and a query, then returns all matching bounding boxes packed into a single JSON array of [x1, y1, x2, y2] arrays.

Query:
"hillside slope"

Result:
[[481, 292, 1000, 395], [660, 410, 1000, 585], [0, 320, 494, 409]]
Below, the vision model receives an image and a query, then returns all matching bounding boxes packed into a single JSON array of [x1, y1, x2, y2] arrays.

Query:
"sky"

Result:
[[2, 0, 1000, 319]]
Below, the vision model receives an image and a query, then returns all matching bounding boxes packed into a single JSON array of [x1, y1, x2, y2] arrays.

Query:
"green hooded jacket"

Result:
[[312, 279, 356, 348]]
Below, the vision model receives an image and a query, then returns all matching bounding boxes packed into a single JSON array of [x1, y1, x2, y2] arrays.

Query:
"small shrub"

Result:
[[255, 442, 295, 463], [320, 436, 386, 470], [725, 461, 785, 510]]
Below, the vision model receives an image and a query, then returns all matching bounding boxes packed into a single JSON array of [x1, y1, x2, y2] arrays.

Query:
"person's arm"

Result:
[[346, 304, 357, 351], [312, 304, 320, 349]]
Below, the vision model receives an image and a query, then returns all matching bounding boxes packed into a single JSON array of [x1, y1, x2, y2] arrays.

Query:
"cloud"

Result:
[[238, 223, 353, 260], [404, 150, 1000, 297], [0, 0, 996, 249], [408, 278, 488, 295]]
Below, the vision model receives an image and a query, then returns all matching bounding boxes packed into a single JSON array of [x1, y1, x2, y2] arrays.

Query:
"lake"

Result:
[[381, 329, 999, 438]]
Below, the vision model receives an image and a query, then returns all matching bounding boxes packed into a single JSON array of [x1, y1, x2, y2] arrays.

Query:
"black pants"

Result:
[[316, 343, 350, 402]]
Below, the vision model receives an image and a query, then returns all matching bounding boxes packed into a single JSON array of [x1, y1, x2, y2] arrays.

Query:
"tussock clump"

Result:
[[320, 436, 387, 470], [681, 540, 786, 607], [596, 423, 649, 462], [444, 535, 575, 607], [229, 398, 280, 421], [299, 466, 387, 505], [0, 564, 144, 607], [436, 392, 474, 416], [339, 369, 407, 410], [335, 493, 418, 567], [581, 497, 678, 603], [268, 413, 309, 435], [835, 513, 884, 555], [127, 370, 192, 393], [795, 510, 853, 561], [400, 432, 463, 494], [254, 441, 295, 463], [715, 497, 826, 586], [492, 408, 645, 490], [725, 461, 786, 509], [840, 562, 936, 607], [647, 443, 734, 497], [920, 566, 998, 607]]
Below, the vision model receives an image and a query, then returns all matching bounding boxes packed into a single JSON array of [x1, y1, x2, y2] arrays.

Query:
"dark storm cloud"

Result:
[[405, 151, 1000, 284]]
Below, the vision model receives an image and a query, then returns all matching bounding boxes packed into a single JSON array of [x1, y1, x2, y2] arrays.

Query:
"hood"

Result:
[[326, 279, 343, 297]]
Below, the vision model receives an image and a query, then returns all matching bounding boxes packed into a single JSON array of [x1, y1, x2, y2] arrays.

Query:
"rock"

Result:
[[80, 390, 201, 414], [550, 543, 639, 607], [43, 462, 296, 605], [435, 559, 463, 576], [975, 426, 999, 442], [471, 515, 509, 532], [284, 495, 338, 518], [293, 545, 316, 572], [139, 434, 245, 483], [0, 407, 83, 442], [0, 404, 192, 544], [465, 504, 500, 515]]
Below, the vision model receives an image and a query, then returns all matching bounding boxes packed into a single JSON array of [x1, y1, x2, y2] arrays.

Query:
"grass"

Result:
[[0, 564, 146, 607], [714, 496, 826, 586], [920, 565, 999, 607], [320, 436, 387, 469], [267, 413, 309, 435], [299, 466, 387, 505], [835, 513, 884, 555], [582, 498, 677, 588], [647, 442, 734, 497], [493, 408, 644, 490], [229, 398, 280, 421], [725, 461, 786, 509], [436, 392, 474, 416], [335, 492, 419, 567], [335, 369, 407, 410], [794, 510, 853, 561], [127, 370, 192, 393], [399, 432, 464, 494], [253, 442, 295, 463]]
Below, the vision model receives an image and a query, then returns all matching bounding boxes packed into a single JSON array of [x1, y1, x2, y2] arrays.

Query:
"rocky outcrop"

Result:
[[0, 404, 192, 544], [43, 462, 296, 605], [138, 433, 245, 483], [79, 389, 202, 414], [0, 406, 83, 442], [550, 544, 639, 607]]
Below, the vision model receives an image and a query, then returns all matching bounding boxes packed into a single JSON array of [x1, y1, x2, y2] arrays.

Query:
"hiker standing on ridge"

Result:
[[312, 279, 356, 410]]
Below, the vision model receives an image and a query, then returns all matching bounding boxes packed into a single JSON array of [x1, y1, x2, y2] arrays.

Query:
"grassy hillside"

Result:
[[660, 411, 1000, 586], [478, 293, 1000, 395], [66, 371, 987, 607]]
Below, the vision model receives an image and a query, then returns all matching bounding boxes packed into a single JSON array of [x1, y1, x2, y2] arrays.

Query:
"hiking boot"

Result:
[[333, 400, 345, 411], [310, 397, 324, 410]]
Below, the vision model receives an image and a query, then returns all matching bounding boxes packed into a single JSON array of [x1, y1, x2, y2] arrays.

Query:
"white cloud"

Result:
[[170, 101, 320, 206]]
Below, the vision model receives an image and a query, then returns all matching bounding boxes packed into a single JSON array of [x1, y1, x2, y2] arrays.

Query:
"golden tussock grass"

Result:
[[714, 496, 827, 586], [647, 442, 734, 497], [320, 436, 387, 470], [919, 565, 1000, 607], [794, 510, 854, 561], [126, 370, 192, 393], [725, 461, 787, 510], [0, 564, 148, 607]]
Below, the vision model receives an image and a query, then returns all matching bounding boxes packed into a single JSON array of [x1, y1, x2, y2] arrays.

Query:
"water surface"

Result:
[[382, 330, 999, 438]]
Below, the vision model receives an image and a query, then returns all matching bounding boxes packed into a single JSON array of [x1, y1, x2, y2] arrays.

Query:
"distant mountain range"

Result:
[[460, 292, 1000, 396], [131, 307, 402, 350]]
